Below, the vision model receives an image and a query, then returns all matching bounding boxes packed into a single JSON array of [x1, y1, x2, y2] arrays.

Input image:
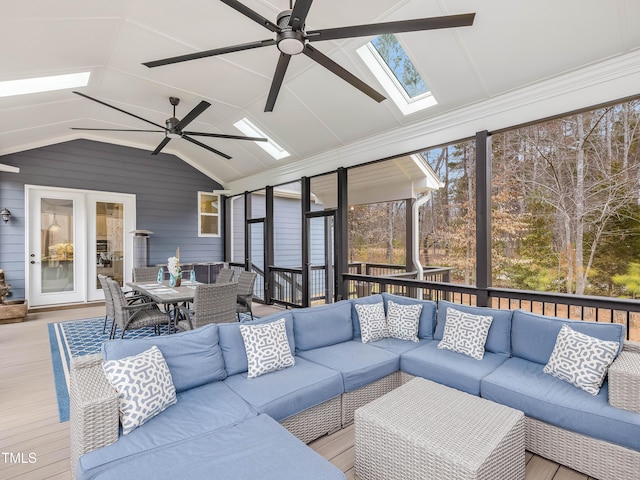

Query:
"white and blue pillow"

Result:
[[437, 307, 494, 360], [544, 324, 619, 395], [102, 345, 177, 435], [355, 302, 388, 343], [240, 318, 295, 379], [386, 300, 422, 342]]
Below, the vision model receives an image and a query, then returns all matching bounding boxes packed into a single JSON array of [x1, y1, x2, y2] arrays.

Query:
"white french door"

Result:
[[26, 186, 136, 307]]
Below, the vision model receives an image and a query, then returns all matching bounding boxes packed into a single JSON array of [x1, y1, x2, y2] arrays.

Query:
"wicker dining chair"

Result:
[[98, 274, 144, 334], [215, 267, 235, 284], [107, 277, 170, 339], [133, 266, 162, 282], [236, 271, 257, 321], [176, 282, 238, 331]]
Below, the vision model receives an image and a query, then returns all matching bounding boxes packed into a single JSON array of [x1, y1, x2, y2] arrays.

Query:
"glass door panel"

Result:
[[96, 202, 125, 289], [41, 198, 75, 293]]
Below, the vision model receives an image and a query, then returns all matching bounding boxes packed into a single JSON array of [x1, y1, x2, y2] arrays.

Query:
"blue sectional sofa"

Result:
[[70, 294, 640, 480]]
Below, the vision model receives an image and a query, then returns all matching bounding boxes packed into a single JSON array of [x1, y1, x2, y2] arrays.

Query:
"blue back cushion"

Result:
[[381, 293, 437, 340], [293, 300, 353, 352], [102, 324, 226, 393], [218, 312, 295, 376], [511, 310, 626, 365], [351, 294, 384, 337], [435, 300, 513, 357]]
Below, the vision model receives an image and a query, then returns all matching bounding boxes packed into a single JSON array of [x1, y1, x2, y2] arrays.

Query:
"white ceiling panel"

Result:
[[1, 0, 639, 189]]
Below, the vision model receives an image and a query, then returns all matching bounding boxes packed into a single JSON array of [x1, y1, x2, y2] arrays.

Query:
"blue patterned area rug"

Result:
[[48, 314, 255, 423]]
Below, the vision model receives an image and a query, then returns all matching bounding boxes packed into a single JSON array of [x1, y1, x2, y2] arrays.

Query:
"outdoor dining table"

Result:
[[126, 280, 200, 333]]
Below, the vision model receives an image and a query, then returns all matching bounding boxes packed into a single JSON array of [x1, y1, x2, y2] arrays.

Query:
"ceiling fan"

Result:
[[143, 0, 475, 112], [71, 91, 267, 159]]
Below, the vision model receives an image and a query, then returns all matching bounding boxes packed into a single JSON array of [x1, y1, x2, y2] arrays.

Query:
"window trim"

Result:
[[233, 117, 290, 160], [357, 41, 437, 115], [198, 191, 220, 238]]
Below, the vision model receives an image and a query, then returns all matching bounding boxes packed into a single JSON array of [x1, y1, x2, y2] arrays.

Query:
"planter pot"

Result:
[[0, 300, 28, 324]]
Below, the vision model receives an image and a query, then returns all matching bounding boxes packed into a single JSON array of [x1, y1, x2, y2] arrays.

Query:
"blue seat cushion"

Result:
[[297, 340, 400, 392], [101, 323, 226, 393], [381, 293, 437, 340], [511, 310, 626, 365], [400, 340, 508, 395], [77, 414, 346, 480], [218, 312, 295, 376], [366, 336, 431, 355], [223, 357, 344, 421], [435, 300, 513, 357], [293, 300, 354, 351], [77, 381, 257, 476], [481, 357, 640, 451]]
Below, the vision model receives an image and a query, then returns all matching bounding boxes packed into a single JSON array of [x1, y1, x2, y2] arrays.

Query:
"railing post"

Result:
[[476, 130, 492, 307]]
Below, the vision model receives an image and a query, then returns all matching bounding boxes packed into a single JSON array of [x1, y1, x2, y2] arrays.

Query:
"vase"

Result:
[[170, 274, 181, 287]]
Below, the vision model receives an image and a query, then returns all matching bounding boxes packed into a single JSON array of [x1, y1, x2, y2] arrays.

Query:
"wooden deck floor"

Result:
[[1, 304, 596, 480]]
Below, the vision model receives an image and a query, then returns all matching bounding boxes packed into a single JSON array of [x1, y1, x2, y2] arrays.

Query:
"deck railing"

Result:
[[343, 273, 640, 341], [227, 261, 638, 341]]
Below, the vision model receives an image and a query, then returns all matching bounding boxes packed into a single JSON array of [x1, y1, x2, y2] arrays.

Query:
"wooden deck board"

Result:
[[0, 304, 602, 479]]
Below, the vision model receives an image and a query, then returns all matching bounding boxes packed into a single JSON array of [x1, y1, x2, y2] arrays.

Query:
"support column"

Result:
[[265, 186, 274, 304], [301, 177, 311, 307], [476, 130, 492, 307], [223, 195, 231, 263], [335, 167, 349, 301], [405, 198, 415, 276], [244, 192, 251, 271]]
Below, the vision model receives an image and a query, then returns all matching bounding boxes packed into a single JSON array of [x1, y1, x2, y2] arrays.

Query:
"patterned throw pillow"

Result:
[[355, 302, 388, 343], [437, 307, 493, 360], [240, 318, 295, 379], [544, 324, 619, 395], [386, 300, 422, 342], [102, 345, 177, 435]]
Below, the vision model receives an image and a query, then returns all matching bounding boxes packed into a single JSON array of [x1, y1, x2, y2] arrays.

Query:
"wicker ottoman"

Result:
[[355, 377, 525, 480]]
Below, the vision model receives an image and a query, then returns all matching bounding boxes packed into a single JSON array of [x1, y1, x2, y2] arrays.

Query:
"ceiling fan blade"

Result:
[[265, 53, 292, 112], [151, 137, 172, 155], [182, 135, 232, 160], [289, 0, 314, 30], [218, 0, 281, 33], [73, 91, 166, 130], [184, 131, 268, 142], [71, 128, 164, 132], [306, 13, 475, 42], [303, 45, 385, 103], [143, 39, 276, 68], [175, 101, 211, 130]]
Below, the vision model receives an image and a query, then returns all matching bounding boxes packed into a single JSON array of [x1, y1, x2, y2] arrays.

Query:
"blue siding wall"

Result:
[[0, 139, 223, 299]]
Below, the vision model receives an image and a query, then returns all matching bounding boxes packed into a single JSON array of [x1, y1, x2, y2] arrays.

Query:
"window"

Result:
[[357, 34, 436, 115], [233, 117, 290, 160], [198, 192, 220, 237], [0, 72, 91, 98]]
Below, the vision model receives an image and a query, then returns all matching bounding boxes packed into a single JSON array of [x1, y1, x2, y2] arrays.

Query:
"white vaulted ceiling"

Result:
[[1, 0, 640, 194]]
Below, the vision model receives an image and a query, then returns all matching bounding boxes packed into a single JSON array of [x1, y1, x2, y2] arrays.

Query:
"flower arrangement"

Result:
[[167, 247, 181, 277]]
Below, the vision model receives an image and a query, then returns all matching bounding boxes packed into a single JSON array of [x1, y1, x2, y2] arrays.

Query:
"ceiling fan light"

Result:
[[278, 37, 305, 55]]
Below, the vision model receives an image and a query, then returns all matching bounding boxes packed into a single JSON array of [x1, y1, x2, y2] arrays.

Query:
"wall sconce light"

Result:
[[0, 207, 11, 224]]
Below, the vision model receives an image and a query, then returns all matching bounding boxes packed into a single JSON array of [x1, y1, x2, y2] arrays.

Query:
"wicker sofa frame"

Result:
[[70, 320, 640, 480]]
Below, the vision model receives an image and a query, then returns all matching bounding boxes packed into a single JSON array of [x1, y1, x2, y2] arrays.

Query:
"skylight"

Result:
[[357, 34, 437, 115], [234, 117, 290, 160], [0, 72, 91, 98]]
